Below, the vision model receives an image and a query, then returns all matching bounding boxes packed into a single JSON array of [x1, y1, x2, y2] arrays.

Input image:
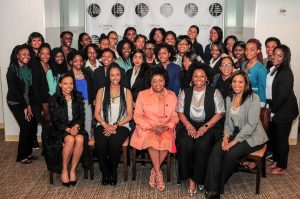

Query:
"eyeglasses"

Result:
[[221, 63, 233, 68]]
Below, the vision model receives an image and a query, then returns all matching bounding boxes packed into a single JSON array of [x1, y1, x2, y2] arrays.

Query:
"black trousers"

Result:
[[269, 121, 293, 169], [94, 125, 129, 177], [205, 139, 264, 193], [8, 104, 35, 161], [176, 122, 219, 185]]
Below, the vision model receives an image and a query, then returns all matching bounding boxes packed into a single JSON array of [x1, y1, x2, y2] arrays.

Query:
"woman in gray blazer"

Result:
[[204, 70, 268, 199]]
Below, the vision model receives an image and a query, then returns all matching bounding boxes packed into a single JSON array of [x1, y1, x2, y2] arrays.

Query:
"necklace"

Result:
[[74, 72, 84, 79], [110, 88, 120, 103]]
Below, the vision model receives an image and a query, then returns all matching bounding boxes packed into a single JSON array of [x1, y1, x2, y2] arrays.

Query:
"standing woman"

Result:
[[135, 34, 147, 50], [48, 74, 85, 186], [203, 26, 223, 63], [187, 25, 204, 58], [209, 41, 223, 76], [78, 32, 92, 52], [176, 63, 224, 196], [232, 41, 246, 70], [164, 31, 177, 48], [123, 27, 137, 43], [108, 31, 119, 54], [27, 32, 45, 65], [84, 43, 101, 78], [179, 51, 199, 90], [50, 48, 68, 75], [126, 49, 149, 103], [205, 71, 268, 198], [149, 28, 166, 46], [68, 51, 94, 139], [7, 44, 35, 164], [94, 64, 133, 186], [267, 45, 299, 174], [115, 39, 134, 72], [242, 39, 267, 107], [130, 67, 179, 192], [224, 35, 238, 58]]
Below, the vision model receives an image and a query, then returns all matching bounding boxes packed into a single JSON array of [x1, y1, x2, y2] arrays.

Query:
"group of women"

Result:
[[6, 25, 298, 198]]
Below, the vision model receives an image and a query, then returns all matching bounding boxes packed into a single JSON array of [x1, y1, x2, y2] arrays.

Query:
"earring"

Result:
[[206, 80, 210, 85]]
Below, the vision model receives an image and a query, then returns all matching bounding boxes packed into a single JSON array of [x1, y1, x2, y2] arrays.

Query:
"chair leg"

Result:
[[49, 171, 54, 184], [262, 155, 266, 178], [84, 167, 88, 179], [123, 146, 128, 181], [256, 158, 262, 194], [132, 148, 137, 181], [141, 151, 146, 167], [89, 146, 94, 180], [167, 153, 171, 182], [176, 155, 181, 185]]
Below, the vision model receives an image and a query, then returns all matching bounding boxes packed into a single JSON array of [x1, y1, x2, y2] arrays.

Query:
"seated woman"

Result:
[[176, 63, 224, 196], [94, 63, 133, 186], [130, 67, 179, 192], [204, 70, 268, 199], [48, 74, 86, 186]]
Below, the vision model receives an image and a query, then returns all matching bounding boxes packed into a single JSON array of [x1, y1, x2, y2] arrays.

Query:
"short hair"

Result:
[[146, 66, 169, 88], [176, 35, 192, 50], [154, 43, 175, 62], [164, 31, 177, 41], [98, 33, 109, 44], [265, 37, 281, 46], [60, 31, 73, 38], [85, 43, 101, 60], [233, 40, 246, 51], [182, 51, 199, 68], [135, 34, 147, 43], [220, 56, 234, 66], [27, 32, 45, 45], [38, 43, 51, 54], [100, 48, 117, 60], [189, 62, 213, 83], [211, 41, 223, 53]]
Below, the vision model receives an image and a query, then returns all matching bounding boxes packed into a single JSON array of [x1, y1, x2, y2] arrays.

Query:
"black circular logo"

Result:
[[160, 3, 173, 17], [112, 3, 125, 17], [209, 3, 222, 16], [87, 4, 101, 17], [184, 3, 198, 17], [91, 35, 99, 44], [135, 3, 149, 17]]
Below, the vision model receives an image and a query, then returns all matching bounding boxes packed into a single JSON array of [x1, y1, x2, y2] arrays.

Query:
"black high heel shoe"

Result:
[[109, 175, 117, 186], [61, 181, 70, 187], [69, 181, 77, 186], [205, 191, 220, 199], [101, 176, 109, 186]]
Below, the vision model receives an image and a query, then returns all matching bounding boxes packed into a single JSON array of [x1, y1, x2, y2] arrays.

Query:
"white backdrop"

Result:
[[85, 0, 224, 46]]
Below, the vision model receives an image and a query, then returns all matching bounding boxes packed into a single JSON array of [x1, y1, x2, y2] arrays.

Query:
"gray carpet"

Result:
[[0, 131, 300, 199]]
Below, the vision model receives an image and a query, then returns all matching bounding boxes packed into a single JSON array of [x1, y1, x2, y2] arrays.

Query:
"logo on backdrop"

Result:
[[135, 3, 149, 17], [87, 4, 101, 17], [209, 3, 222, 16], [184, 3, 198, 17], [112, 3, 125, 17], [160, 3, 174, 17], [91, 35, 100, 44]]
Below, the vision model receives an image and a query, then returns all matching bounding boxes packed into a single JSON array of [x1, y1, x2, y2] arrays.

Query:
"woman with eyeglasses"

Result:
[[144, 41, 157, 68], [224, 35, 237, 59]]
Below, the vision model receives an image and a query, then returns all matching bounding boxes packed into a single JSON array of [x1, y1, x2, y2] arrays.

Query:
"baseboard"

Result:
[[5, 135, 42, 142]]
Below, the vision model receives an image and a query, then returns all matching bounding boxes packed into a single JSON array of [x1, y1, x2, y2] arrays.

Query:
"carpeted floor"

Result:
[[0, 129, 300, 199]]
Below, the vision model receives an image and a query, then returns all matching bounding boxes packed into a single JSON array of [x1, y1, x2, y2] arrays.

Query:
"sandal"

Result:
[[149, 168, 157, 188], [156, 170, 165, 192], [17, 158, 31, 164]]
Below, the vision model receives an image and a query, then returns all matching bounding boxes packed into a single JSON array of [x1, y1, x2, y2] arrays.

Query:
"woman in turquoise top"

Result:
[[115, 39, 134, 72], [241, 38, 267, 107]]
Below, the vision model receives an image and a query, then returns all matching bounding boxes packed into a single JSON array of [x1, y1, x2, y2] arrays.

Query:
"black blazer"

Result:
[[271, 66, 299, 123], [210, 57, 222, 76], [31, 62, 50, 105], [192, 41, 204, 59], [6, 66, 33, 109], [126, 64, 149, 102], [70, 68, 94, 104]]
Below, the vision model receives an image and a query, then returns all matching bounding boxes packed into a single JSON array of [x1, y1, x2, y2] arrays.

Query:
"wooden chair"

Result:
[[131, 148, 171, 182], [89, 137, 130, 181], [238, 144, 267, 194]]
